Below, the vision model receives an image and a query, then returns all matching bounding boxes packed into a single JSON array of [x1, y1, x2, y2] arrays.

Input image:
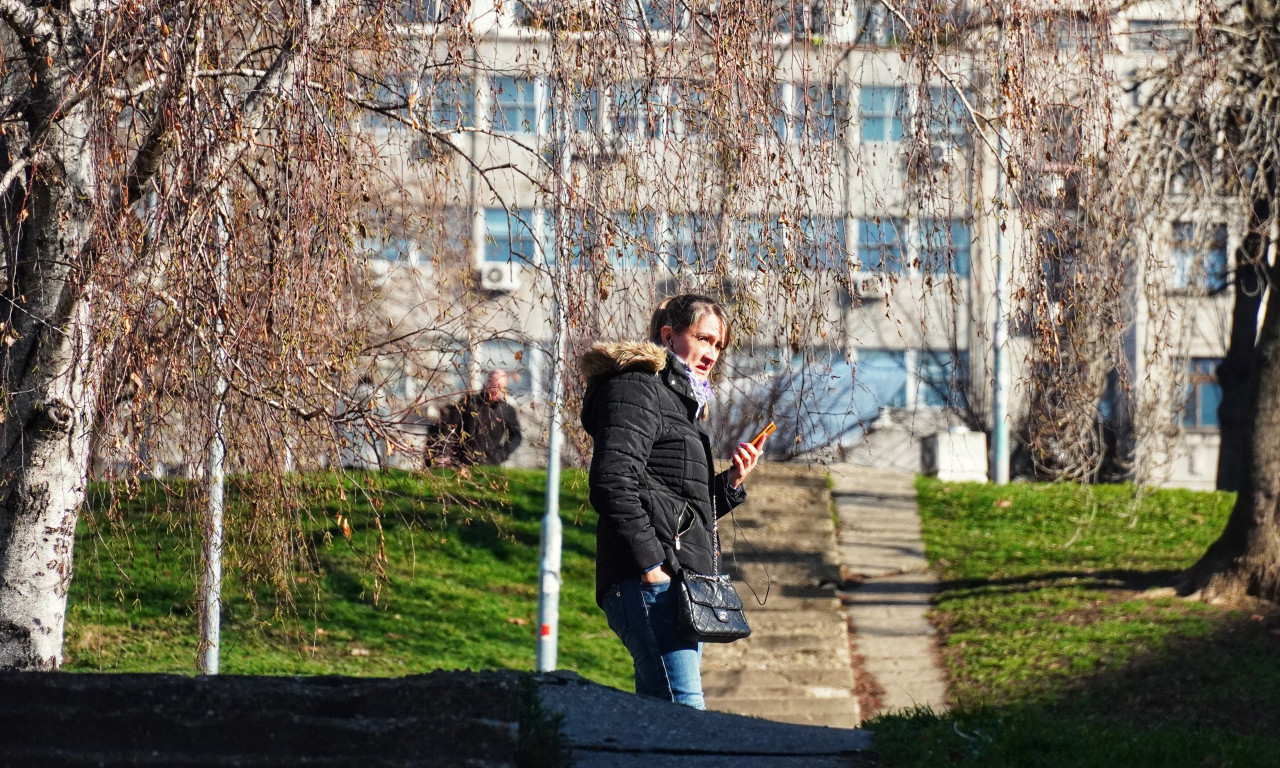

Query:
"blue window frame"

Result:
[[492, 76, 543, 135], [920, 219, 971, 276], [796, 216, 846, 269], [609, 210, 663, 268], [858, 218, 905, 272], [672, 213, 720, 270], [484, 208, 540, 264], [1171, 222, 1229, 292], [1182, 358, 1222, 429], [918, 350, 969, 408], [857, 349, 908, 409], [927, 86, 971, 146], [428, 77, 474, 130], [860, 86, 903, 143], [614, 82, 666, 138]]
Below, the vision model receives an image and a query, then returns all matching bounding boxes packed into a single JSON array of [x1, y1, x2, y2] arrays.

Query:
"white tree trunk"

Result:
[[0, 44, 97, 669], [0, 303, 96, 670]]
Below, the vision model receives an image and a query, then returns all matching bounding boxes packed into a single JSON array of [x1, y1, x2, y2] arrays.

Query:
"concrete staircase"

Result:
[[702, 464, 862, 728]]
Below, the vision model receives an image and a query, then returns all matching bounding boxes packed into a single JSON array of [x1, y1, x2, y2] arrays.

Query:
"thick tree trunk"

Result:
[[1216, 240, 1265, 492], [1181, 252, 1280, 602], [0, 53, 97, 670]]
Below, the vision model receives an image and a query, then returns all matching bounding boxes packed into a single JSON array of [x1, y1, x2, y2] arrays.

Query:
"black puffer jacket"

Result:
[[580, 340, 746, 604]]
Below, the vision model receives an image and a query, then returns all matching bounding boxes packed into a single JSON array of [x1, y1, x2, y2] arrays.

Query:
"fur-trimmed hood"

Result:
[[580, 341, 667, 380]]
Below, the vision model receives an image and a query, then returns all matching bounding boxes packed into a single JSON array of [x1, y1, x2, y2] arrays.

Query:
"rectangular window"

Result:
[[778, 83, 847, 142], [852, 2, 904, 46], [363, 235, 420, 264], [858, 218, 905, 272], [856, 349, 908, 409], [918, 350, 969, 409], [484, 208, 541, 264], [796, 216, 846, 269], [1182, 358, 1222, 429], [671, 212, 720, 269], [491, 76, 543, 136], [926, 86, 971, 146], [737, 216, 785, 270], [608, 210, 663, 268], [1171, 222, 1229, 292], [668, 83, 707, 137], [1035, 13, 1106, 51], [613, 82, 665, 138], [571, 86, 601, 134], [1128, 19, 1191, 53], [622, 0, 688, 32], [772, 0, 828, 35], [428, 77, 474, 131], [920, 219, 971, 277], [860, 86, 904, 143]]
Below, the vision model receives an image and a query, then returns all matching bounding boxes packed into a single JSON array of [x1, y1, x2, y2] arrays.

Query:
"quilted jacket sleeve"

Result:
[[586, 374, 667, 572]]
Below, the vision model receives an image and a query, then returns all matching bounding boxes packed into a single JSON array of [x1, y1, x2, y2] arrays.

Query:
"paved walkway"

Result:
[[831, 465, 948, 715], [701, 462, 947, 726]]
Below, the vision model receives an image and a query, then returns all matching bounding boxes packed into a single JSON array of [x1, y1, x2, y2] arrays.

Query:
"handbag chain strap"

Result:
[[710, 492, 720, 576]]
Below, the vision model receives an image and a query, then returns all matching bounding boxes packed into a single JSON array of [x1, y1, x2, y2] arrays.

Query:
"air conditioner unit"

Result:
[[479, 262, 521, 293]]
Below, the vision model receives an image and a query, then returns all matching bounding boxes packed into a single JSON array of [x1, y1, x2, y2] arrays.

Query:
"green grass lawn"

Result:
[[66, 468, 1280, 767], [867, 478, 1280, 768], [66, 467, 633, 689]]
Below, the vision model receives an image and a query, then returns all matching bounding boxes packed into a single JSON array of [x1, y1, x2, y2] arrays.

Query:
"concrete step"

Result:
[[702, 669, 855, 698], [706, 697, 861, 728]]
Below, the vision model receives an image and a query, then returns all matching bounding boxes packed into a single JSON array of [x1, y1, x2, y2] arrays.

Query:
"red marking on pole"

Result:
[[541, 625, 551, 637]]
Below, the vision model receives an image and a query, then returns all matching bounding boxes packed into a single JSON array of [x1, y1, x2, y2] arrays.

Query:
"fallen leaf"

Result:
[[350, 647, 371, 657], [995, 499, 1013, 508], [508, 617, 529, 626]]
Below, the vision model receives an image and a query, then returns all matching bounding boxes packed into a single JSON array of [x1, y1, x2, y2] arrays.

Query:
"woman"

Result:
[[579, 294, 761, 708]]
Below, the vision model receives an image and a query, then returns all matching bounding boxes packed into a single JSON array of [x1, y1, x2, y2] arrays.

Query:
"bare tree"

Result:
[[0, 0, 433, 670], [1118, 0, 1280, 601]]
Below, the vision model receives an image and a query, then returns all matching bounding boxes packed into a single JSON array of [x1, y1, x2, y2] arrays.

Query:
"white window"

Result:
[[857, 218, 906, 272], [1181, 358, 1222, 429], [851, 1, 905, 46], [491, 76, 546, 136], [920, 219, 971, 277], [484, 208, 546, 265], [1171, 222, 1229, 292], [1128, 19, 1191, 53], [776, 82, 848, 142], [427, 77, 475, 131], [859, 86, 904, 143], [773, 0, 829, 36]]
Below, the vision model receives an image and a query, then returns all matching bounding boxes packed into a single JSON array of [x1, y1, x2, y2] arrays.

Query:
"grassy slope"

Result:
[[869, 479, 1280, 768], [65, 467, 633, 690]]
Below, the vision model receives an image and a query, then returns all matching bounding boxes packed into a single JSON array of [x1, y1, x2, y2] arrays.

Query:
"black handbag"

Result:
[[675, 569, 751, 643], [674, 500, 751, 643]]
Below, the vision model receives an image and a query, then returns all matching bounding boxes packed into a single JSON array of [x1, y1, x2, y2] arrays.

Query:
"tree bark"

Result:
[[0, 35, 97, 670], [1216, 197, 1269, 491], [1181, 246, 1280, 602]]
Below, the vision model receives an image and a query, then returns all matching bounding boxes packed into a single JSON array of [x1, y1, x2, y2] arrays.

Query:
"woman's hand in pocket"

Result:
[[641, 564, 672, 584]]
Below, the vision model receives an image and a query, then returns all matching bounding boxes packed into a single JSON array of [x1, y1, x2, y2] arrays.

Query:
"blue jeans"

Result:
[[600, 577, 705, 709]]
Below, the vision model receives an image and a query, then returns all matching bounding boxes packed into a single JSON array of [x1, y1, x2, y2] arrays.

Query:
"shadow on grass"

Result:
[[938, 568, 1185, 598], [873, 583, 1280, 767], [875, 609, 1280, 762]]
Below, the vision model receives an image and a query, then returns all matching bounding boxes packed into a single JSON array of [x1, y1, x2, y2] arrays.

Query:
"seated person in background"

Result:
[[426, 370, 523, 467]]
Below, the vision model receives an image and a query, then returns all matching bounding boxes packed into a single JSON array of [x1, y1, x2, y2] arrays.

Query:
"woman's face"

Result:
[[662, 313, 726, 380]]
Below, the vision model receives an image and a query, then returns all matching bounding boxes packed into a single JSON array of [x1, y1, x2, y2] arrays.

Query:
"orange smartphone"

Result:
[[749, 422, 776, 449]]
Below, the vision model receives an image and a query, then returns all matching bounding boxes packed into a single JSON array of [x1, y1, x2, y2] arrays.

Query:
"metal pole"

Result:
[[536, 57, 572, 673], [199, 191, 230, 674], [990, 9, 1012, 485]]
